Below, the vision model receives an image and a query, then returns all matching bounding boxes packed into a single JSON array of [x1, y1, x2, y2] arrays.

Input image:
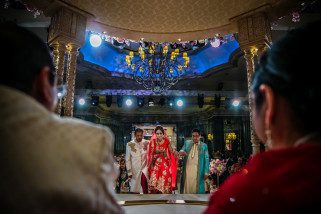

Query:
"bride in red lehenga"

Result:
[[147, 126, 178, 194]]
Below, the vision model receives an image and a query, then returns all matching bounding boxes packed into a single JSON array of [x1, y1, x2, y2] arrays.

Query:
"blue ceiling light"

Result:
[[125, 98, 133, 106], [137, 97, 144, 107], [232, 98, 240, 107], [176, 99, 184, 107], [78, 98, 86, 106]]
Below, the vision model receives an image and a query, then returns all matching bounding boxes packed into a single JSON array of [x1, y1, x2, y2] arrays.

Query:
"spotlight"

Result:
[[176, 99, 184, 107], [148, 98, 154, 107], [106, 95, 112, 107], [137, 97, 144, 107], [210, 37, 221, 48], [89, 34, 102, 47], [125, 98, 133, 106], [168, 97, 174, 107], [198, 94, 204, 108], [117, 95, 123, 107], [232, 98, 241, 107], [214, 94, 221, 108], [78, 98, 86, 106], [91, 95, 99, 106]]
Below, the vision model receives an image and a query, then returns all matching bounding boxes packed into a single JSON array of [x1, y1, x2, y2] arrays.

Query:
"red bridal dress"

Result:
[[147, 137, 177, 194]]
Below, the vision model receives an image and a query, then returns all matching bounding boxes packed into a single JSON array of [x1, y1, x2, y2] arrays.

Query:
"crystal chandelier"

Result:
[[125, 42, 190, 93]]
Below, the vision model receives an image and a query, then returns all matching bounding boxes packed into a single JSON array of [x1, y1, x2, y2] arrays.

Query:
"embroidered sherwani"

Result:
[[125, 139, 149, 193], [180, 140, 209, 194]]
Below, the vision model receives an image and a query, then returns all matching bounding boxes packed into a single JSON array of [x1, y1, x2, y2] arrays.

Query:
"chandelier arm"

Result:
[[126, 42, 190, 93]]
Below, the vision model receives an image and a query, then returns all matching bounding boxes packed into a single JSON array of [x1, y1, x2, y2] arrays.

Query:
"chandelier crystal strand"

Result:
[[125, 42, 190, 93]]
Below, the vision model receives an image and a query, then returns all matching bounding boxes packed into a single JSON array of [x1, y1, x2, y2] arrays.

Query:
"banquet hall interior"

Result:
[[1, 0, 321, 213]]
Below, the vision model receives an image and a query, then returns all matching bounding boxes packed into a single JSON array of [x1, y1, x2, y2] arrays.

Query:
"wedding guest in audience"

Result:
[[229, 156, 245, 175], [204, 20, 321, 213], [115, 158, 131, 193], [0, 22, 123, 214]]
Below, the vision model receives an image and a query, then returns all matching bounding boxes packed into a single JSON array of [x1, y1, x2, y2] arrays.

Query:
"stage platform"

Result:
[[116, 194, 210, 214]]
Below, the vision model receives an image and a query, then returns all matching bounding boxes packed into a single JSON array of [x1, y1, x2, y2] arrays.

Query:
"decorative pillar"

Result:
[[236, 12, 272, 155], [64, 44, 80, 117], [51, 42, 67, 115], [244, 48, 261, 154], [48, 6, 86, 117]]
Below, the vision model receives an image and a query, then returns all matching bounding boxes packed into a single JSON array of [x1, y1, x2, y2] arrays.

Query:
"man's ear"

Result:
[[32, 66, 56, 111], [259, 84, 276, 128]]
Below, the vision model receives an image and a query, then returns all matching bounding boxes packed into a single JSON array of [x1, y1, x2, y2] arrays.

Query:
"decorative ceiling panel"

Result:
[[59, 0, 279, 41]]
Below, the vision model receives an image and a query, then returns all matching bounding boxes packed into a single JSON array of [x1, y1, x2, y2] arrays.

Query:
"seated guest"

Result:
[[0, 22, 123, 214], [229, 157, 245, 175], [204, 20, 321, 213]]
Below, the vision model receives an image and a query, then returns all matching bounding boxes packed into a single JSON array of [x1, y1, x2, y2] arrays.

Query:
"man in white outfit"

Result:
[[125, 128, 149, 193]]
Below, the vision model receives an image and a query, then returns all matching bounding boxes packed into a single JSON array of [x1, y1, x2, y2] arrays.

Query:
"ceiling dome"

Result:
[[32, 0, 294, 42]]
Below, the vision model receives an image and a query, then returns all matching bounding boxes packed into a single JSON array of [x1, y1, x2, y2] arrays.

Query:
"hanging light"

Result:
[[90, 34, 102, 47], [125, 42, 190, 93]]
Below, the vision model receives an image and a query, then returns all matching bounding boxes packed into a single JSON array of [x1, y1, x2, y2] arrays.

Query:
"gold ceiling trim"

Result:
[[88, 21, 237, 42], [31, 0, 296, 42]]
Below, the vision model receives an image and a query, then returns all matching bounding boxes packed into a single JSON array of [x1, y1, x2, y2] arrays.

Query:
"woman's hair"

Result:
[[252, 20, 321, 132], [155, 126, 165, 134]]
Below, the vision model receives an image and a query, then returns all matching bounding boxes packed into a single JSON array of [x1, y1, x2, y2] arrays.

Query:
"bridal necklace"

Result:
[[156, 139, 164, 146]]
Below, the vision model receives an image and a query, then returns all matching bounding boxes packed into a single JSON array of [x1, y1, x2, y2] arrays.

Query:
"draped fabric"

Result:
[[147, 136, 177, 193]]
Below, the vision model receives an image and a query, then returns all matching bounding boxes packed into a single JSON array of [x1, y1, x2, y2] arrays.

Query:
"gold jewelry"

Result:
[[156, 139, 164, 146], [265, 128, 272, 149]]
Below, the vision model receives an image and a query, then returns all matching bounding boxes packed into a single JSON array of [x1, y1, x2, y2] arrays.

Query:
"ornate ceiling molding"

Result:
[[88, 21, 237, 42], [29, 0, 296, 42]]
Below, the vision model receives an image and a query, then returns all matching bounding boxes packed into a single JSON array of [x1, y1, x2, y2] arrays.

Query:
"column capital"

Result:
[[237, 12, 272, 51], [48, 6, 86, 47], [66, 43, 81, 53]]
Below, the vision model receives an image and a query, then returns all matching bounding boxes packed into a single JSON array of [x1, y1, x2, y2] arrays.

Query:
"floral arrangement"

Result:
[[225, 132, 237, 150], [210, 159, 227, 176], [207, 133, 214, 141]]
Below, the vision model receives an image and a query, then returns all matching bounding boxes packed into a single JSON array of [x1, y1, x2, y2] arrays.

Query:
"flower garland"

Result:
[[88, 31, 236, 51]]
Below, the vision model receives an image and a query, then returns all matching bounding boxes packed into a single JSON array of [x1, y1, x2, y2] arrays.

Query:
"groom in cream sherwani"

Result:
[[125, 128, 149, 193]]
